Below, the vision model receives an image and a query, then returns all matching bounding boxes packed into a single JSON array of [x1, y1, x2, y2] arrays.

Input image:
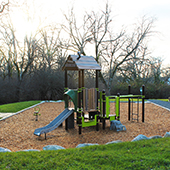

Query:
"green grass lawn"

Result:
[[0, 101, 41, 113], [1, 137, 170, 169]]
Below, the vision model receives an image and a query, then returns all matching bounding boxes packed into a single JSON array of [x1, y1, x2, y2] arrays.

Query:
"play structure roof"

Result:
[[62, 55, 101, 71]]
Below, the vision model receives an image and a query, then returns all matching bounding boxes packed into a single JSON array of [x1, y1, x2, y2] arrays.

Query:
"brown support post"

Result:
[[142, 85, 145, 122], [96, 70, 99, 131], [82, 70, 84, 109], [96, 70, 99, 109], [78, 70, 82, 134], [102, 89, 106, 130], [96, 70, 99, 88], [128, 85, 131, 121], [82, 70, 84, 87]]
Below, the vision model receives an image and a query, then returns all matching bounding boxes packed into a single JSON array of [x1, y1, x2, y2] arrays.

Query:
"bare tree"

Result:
[[0, 18, 41, 100], [98, 16, 154, 93], [62, 3, 154, 94], [0, 20, 40, 81], [161, 66, 170, 84], [38, 25, 66, 71], [149, 57, 162, 84], [0, 0, 9, 13], [62, 8, 94, 55], [0, 21, 16, 79], [13, 36, 39, 81], [87, 3, 113, 62], [118, 46, 152, 83]]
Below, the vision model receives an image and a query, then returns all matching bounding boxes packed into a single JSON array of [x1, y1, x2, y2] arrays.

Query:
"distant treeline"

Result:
[[0, 68, 170, 104]]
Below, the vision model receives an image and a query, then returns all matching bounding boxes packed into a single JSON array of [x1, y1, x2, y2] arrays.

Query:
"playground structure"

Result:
[[34, 54, 145, 138]]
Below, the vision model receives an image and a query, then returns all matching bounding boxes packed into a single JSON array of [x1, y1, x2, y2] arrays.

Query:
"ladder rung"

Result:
[[132, 112, 139, 122], [132, 113, 138, 115]]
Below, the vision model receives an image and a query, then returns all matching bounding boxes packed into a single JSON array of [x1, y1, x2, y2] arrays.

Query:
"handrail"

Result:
[[107, 94, 145, 98]]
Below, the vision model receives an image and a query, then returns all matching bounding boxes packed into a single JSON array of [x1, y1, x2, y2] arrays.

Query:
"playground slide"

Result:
[[34, 108, 74, 136]]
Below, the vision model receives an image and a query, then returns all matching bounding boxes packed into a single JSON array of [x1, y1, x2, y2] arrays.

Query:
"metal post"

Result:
[[142, 85, 145, 122], [82, 70, 84, 109], [82, 70, 84, 87], [102, 89, 106, 130], [117, 93, 120, 120], [96, 115, 99, 131], [137, 97, 139, 122], [78, 70, 82, 134], [64, 71, 68, 129], [63, 70, 68, 128], [96, 70, 99, 110], [96, 70, 99, 131], [128, 85, 131, 121]]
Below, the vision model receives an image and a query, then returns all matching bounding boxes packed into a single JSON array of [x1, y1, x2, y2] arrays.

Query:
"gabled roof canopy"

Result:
[[62, 55, 101, 71]]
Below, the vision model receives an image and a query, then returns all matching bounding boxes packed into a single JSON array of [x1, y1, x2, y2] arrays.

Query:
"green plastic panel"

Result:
[[100, 91, 103, 115], [106, 96, 110, 118], [64, 89, 77, 111], [110, 115, 116, 121], [82, 114, 98, 127], [115, 96, 120, 118]]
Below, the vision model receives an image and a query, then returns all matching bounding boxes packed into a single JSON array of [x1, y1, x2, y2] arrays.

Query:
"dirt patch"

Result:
[[0, 102, 170, 151]]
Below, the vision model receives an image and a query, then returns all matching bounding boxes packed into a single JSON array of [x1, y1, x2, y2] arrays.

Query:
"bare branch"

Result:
[[0, 0, 9, 13]]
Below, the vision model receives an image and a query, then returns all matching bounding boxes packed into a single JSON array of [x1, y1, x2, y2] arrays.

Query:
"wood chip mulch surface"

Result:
[[0, 102, 170, 152]]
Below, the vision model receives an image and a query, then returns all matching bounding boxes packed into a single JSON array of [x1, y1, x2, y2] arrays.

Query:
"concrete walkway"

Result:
[[0, 112, 14, 120], [148, 100, 170, 111]]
